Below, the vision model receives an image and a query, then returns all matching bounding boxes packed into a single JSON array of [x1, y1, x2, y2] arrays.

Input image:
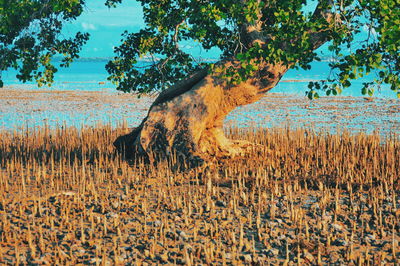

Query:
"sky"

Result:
[[63, 1, 145, 58], [64, 1, 221, 58], [63, 1, 372, 59]]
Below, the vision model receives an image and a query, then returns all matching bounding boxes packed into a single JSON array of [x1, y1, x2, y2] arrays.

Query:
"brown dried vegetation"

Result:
[[0, 124, 399, 265]]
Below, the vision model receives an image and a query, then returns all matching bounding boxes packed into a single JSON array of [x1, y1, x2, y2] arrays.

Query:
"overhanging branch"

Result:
[[309, 0, 338, 50]]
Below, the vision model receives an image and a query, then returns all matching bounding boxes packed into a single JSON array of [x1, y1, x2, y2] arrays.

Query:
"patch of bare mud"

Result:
[[227, 94, 400, 135], [0, 87, 399, 135]]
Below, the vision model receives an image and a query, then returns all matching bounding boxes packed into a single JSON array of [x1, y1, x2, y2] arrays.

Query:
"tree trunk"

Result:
[[114, 62, 288, 165]]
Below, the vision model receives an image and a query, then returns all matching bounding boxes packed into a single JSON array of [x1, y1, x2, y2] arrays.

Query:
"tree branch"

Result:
[[312, 0, 335, 21], [238, 0, 266, 48], [151, 68, 208, 107], [309, 0, 337, 50]]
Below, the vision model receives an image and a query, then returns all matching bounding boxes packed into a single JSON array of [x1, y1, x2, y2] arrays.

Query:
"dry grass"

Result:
[[0, 124, 399, 265]]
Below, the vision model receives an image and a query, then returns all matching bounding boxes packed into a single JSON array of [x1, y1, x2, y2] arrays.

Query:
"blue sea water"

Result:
[[2, 60, 114, 92], [1, 60, 396, 98]]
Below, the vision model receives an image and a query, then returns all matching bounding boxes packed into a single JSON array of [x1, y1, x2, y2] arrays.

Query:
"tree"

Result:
[[108, 0, 399, 164], [1, 1, 399, 165]]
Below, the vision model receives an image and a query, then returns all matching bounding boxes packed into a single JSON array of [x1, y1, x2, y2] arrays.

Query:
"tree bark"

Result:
[[114, 62, 288, 165]]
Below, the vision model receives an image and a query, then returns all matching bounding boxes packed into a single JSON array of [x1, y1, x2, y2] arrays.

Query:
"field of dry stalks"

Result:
[[0, 124, 399, 265]]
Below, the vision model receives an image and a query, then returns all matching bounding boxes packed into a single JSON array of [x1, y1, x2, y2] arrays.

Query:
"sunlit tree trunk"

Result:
[[114, 62, 289, 165]]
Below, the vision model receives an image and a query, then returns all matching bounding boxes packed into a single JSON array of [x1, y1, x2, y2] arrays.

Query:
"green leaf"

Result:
[[362, 87, 367, 95], [345, 81, 351, 88]]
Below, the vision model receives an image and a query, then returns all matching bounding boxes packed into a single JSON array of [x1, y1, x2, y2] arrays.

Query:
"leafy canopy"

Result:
[[0, 0, 89, 87], [106, 0, 400, 98], [0, 0, 399, 98]]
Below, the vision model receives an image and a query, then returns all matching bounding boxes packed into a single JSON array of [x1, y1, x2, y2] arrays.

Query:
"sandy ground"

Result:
[[0, 87, 399, 135]]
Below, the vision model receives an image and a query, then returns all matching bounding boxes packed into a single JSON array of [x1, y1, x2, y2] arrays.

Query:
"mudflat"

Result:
[[0, 88, 399, 264], [0, 87, 399, 134]]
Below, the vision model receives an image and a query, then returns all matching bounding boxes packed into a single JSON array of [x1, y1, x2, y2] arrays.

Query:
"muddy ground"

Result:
[[0, 87, 399, 135]]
